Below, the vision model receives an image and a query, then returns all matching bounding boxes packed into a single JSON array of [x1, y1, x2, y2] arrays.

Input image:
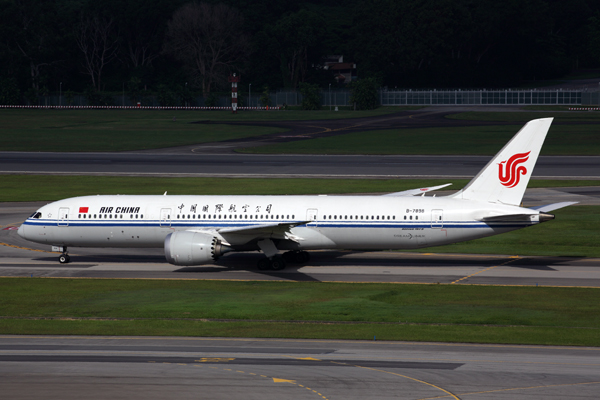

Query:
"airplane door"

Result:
[[58, 207, 69, 226], [431, 209, 443, 229], [306, 208, 318, 226], [160, 208, 172, 227]]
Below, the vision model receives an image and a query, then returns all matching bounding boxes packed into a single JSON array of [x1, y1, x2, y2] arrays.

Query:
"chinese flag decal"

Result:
[[79, 207, 89, 213]]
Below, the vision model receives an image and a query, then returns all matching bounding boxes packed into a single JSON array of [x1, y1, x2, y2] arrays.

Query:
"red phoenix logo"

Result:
[[498, 151, 530, 188]]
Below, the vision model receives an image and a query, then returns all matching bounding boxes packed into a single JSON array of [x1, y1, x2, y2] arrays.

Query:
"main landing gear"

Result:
[[256, 251, 310, 271], [58, 247, 70, 264]]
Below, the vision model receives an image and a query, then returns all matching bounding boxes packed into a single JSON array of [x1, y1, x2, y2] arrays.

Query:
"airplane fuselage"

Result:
[[19, 194, 540, 251]]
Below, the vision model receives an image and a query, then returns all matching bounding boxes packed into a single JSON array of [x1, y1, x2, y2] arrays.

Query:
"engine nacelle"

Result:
[[164, 231, 232, 266]]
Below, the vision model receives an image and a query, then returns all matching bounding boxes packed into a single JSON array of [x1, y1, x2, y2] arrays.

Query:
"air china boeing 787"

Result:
[[18, 118, 575, 270]]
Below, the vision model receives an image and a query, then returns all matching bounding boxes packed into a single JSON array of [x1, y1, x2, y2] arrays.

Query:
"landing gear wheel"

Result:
[[257, 258, 271, 271], [59, 254, 70, 264], [271, 256, 286, 271]]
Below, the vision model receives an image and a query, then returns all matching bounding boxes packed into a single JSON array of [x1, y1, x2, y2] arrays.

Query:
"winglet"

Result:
[[451, 118, 553, 206]]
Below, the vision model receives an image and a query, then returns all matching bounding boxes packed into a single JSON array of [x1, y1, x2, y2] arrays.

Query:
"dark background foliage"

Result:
[[1, 0, 599, 96]]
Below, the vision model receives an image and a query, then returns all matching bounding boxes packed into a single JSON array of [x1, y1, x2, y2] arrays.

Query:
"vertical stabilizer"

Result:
[[451, 118, 553, 205]]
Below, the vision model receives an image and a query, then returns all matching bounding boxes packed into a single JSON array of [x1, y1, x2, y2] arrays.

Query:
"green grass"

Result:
[[0, 279, 598, 345], [1, 175, 467, 201], [0, 109, 289, 151], [1, 175, 598, 202], [447, 111, 600, 122], [415, 206, 600, 257], [0, 108, 410, 152], [238, 124, 600, 155]]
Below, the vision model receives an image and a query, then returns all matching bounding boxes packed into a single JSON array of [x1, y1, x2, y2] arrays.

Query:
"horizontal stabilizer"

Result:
[[529, 201, 579, 212], [480, 214, 537, 222], [384, 183, 452, 197]]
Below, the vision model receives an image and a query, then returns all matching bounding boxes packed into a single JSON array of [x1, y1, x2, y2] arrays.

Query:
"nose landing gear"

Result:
[[58, 247, 70, 264]]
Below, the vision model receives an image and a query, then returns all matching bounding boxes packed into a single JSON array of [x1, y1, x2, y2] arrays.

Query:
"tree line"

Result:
[[1, 0, 600, 105]]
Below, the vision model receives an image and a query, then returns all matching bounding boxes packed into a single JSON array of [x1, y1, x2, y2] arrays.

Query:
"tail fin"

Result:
[[451, 118, 553, 206]]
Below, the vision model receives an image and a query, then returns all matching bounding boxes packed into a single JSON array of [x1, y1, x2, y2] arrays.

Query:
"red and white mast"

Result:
[[228, 73, 240, 113]]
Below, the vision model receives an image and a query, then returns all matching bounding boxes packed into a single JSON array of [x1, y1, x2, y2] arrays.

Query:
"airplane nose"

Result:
[[17, 224, 25, 238]]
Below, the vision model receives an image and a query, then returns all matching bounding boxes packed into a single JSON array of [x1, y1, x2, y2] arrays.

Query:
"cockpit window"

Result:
[[29, 212, 42, 219]]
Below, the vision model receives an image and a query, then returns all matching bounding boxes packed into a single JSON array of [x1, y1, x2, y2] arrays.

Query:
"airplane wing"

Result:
[[383, 183, 452, 197], [194, 221, 312, 243]]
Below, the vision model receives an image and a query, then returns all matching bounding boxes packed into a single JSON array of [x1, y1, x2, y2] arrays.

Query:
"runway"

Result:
[[2, 201, 599, 287], [1, 151, 599, 179], [1, 335, 599, 399]]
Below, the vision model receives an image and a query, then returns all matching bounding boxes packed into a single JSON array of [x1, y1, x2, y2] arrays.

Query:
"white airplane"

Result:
[[18, 117, 575, 270]]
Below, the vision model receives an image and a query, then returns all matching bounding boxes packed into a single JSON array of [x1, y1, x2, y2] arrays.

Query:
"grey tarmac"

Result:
[[1, 335, 599, 400]]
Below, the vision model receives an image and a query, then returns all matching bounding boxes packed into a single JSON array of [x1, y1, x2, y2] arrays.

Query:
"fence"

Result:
[[380, 90, 584, 105], [12, 88, 600, 108]]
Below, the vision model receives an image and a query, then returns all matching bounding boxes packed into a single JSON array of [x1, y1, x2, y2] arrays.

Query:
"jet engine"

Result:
[[164, 231, 232, 266]]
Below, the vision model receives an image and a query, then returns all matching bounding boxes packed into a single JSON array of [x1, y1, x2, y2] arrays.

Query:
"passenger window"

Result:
[[410, 216, 413, 220], [416, 216, 418, 220]]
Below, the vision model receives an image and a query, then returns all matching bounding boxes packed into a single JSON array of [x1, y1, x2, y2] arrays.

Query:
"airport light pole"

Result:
[[59, 82, 62, 107], [249, 83, 251, 108]]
